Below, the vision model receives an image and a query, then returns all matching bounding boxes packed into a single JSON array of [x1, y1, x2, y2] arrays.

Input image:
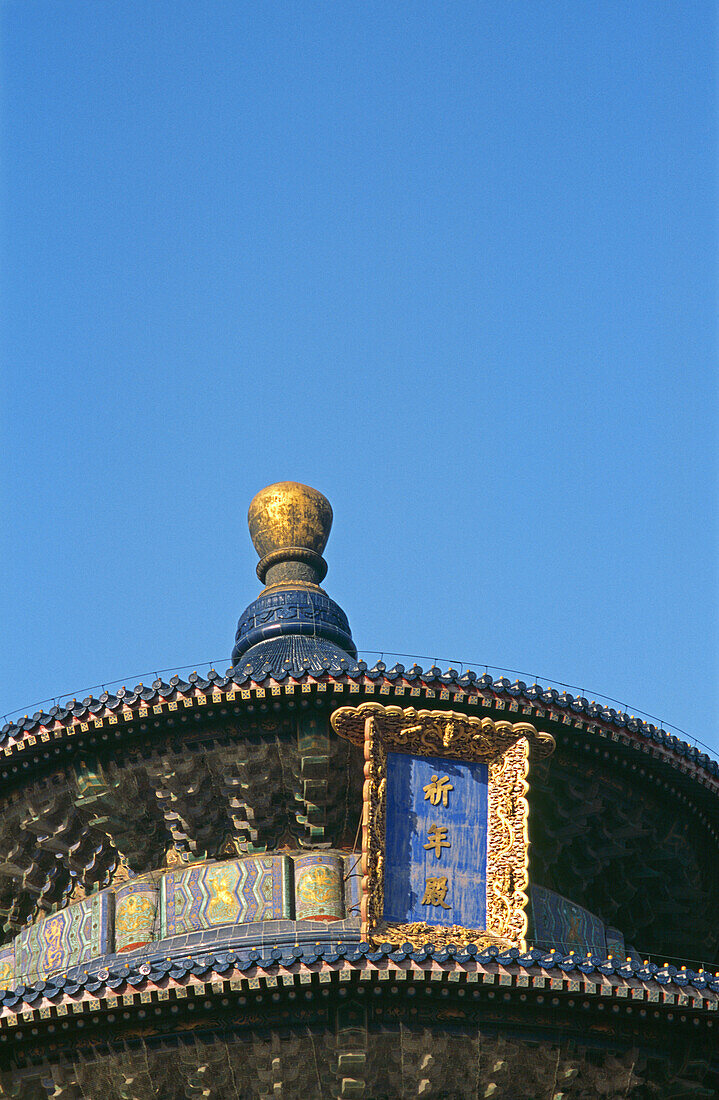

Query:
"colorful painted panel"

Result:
[[115, 880, 159, 952], [294, 854, 345, 921], [0, 945, 14, 989], [530, 886, 606, 956], [384, 752, 488, 929], [15, 893, 113, 983], [605, 926, 626, 959], [162, 856, 291, 937]]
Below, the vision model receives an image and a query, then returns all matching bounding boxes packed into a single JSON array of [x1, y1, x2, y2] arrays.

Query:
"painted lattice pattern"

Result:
[[162, 855, 291, 936], [14, 893, 112, 983], [530, 884, 607, 955]]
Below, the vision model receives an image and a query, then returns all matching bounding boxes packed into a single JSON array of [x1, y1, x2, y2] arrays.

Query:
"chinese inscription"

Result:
[[422, 776, 453, 902], [384, 752, 488, 928], [423, 774, 454, 807], [421, 876, 451, 909], [423, 824, 451, 860]]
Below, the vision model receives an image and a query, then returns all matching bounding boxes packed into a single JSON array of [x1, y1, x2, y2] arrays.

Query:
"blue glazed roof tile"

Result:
[[1, 662, 716, 798], [0, 937, 715, 1011]]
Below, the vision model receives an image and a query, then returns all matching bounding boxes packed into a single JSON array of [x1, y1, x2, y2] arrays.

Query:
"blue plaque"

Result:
[[332, 702, 550, 948], [384, 752, 488, 928]]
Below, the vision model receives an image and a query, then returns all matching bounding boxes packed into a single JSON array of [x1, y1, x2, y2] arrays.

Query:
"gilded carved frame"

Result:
[[331, 702, 554, 950]]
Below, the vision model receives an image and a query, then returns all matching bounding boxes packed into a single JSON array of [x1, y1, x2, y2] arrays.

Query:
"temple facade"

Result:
[[0, 482, 716, 1097]]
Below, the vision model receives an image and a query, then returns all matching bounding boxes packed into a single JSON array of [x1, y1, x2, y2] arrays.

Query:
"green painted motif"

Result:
[[114, 880, 159, 952], [161, 856, 291, 937], [15, 893, 113, 983]]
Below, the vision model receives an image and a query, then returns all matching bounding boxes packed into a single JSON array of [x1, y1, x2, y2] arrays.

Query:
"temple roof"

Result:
[[0, 939, 716, 1017], [1, 481, 716, 971], [4, 663, 716, 785], [8, 478, 712, 782]]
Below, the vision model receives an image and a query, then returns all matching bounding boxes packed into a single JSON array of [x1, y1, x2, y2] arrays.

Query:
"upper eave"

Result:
[[2, 660, 717, 800]]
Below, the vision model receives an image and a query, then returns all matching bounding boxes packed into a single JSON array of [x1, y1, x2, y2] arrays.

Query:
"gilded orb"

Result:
[[248, 482, 333, 558]]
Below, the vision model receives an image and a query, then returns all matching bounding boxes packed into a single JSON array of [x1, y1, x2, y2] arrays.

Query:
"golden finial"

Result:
[[247, 481, 333, 590]]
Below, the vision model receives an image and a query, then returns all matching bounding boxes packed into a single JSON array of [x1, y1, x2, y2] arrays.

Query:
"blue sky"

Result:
[[2, 3, 716, 750]]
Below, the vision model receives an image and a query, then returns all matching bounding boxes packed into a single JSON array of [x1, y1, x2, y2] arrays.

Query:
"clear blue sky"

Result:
[[1, 3, 717, 750]]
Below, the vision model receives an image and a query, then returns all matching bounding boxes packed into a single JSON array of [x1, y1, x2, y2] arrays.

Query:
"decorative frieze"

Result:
[[161, 855, 292, 937], [15, 892, 113, 984], [114, 879, 159, 952]]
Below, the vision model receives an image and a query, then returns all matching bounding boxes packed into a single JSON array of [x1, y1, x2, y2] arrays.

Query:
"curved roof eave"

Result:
[[2, 658, 717, 795]]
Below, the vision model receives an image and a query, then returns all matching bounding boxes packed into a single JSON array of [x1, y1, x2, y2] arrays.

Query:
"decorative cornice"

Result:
[[2, 664, 717, 798], [331, 702, 555, 757], [0, 942, 715, 1038]]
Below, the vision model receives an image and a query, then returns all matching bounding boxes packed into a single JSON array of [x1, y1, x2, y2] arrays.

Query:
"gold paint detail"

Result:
[[373, 921, 503, 950], [115, 891, 156, 943], [248, 481, 332, 559], [110, 855, 134, 888], [220, 836, 241, 858], [66, 880, 88, 905], [296, 865, 337, 909], [486, 739, 530, 946], [331, 702, 554, 759], [331, 702, 553, 950], [163, 846, 190, 869]]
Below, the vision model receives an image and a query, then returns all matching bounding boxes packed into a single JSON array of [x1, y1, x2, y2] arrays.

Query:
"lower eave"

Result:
[[0, 943, 716, 1054]]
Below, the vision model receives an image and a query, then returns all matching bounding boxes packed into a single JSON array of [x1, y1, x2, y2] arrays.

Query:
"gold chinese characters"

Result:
[[423, 774, 453, 807], [421, 775, 454, 910], [421, 877, 451, 909], [424, 824, 450, 859]]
